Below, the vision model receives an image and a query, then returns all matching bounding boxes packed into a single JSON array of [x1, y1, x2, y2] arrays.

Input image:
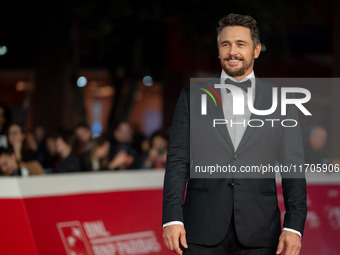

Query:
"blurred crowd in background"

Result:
[[1, 103, 335, 177], [0, 104, 169, 176]]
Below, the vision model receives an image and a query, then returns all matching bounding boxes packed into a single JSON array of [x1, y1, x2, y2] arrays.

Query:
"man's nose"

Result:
[[228, 44, 237, 56]]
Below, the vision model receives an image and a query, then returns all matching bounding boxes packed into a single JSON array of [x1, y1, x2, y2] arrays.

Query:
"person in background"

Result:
[[26, 130, 38, 154], [131, 130, 168, 169], [54, 130, 80, 173], [304, 125, 330, 164], [44, 134, 58, 172], [81, 136, 111, 171], [7, 123, 37, 162], [0, 104, 11, 147], [132, 129, 148, 157], [108, 149, 134, 170], [108, 121, 134, 170], [146, 130, 168, 169], [74, 123, 92, 157], [34, 126, 46, 146], [33, 125, 48, 168], [0, 147, 44, 176]]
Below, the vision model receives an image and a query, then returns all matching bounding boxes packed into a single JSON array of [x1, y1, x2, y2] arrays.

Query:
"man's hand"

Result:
[[276, 230, 301, 255], [163, 224, 188, 254]]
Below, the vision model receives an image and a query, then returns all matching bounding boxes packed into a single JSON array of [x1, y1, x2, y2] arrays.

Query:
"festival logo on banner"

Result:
[[305, 211, 321, 229], [57, 221, 93, 255], [327, 206, 340, 230], [57, 220, 162, 255]]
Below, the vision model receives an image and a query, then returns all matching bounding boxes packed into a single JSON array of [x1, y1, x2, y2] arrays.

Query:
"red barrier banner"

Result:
[[0, 171, 168, 255], [0, 171, 339, 255], [277, 183, 340, 255]]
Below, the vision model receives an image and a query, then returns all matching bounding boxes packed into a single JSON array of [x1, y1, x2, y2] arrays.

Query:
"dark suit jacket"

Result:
[[162, 79, 307, 249]]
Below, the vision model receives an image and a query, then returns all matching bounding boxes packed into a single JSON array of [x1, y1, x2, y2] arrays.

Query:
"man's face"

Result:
[[0, 153, 16, 175], [218, 26, 261, 80]]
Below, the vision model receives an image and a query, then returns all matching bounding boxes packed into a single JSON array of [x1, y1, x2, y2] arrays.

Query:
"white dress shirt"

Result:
[[220, 70, 255, 151]]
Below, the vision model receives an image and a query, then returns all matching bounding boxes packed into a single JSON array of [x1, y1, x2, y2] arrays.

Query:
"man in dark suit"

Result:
[[162, 14, 307, 255]]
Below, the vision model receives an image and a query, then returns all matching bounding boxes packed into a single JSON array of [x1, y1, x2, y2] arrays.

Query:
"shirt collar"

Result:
[[220, 70, 256, 101], [220, 70, 255, 84]]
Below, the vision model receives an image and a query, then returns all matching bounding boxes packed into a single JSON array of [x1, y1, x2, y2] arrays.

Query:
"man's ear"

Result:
[[254, 43, 261, 59]]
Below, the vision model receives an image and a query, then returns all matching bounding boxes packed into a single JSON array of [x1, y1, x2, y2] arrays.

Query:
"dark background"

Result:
[[0, 0, 338, 150]]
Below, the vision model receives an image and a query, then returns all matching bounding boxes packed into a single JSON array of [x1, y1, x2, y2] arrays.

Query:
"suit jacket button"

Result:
[[228, 182, 234, 188], [233, 154, 238, 160]]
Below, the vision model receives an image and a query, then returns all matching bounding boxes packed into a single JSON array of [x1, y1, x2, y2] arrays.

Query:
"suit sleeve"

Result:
[[162, 88, 190, 225], [279, 99, 308, 236]]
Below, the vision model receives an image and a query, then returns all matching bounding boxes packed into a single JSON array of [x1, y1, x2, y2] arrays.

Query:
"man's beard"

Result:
[[221, 55, 254, 78]]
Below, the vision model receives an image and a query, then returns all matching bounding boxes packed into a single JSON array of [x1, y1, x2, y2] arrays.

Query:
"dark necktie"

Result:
[[225, 78, 251, 93]]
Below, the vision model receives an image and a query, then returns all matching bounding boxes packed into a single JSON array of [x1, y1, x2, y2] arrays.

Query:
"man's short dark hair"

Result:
[[217, 14, 260, 47]]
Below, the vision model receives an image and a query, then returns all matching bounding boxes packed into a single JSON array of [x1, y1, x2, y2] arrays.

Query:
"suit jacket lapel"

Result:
[[204, 79, 235, 152], [236, 79, 274, 152]]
